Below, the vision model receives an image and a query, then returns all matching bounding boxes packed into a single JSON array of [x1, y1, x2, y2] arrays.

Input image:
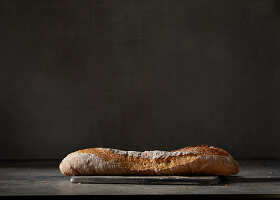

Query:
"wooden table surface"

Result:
[[0, 159, 279, 197]]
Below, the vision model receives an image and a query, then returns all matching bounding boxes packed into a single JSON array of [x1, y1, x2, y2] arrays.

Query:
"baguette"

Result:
[[59, 144, 240, 176]]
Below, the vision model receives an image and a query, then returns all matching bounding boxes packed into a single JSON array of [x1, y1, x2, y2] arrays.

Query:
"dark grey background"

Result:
[[0, 0, 279, 159]]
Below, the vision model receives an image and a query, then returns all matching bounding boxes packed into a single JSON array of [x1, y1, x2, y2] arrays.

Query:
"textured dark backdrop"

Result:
[[0, 0, 279, 159]]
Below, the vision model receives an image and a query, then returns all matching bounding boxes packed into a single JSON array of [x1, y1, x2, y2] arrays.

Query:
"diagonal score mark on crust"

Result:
[[90, 148, 198, 171], [75, 145, 238, 173]]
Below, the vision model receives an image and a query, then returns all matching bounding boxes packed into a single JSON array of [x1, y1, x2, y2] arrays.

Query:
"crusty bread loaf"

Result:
[[59, 145, 240, 176]]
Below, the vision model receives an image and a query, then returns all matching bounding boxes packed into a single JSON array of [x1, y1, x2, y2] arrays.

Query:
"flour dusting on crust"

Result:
[[102, 148, 195, 159], [59, 145, 240, 176]]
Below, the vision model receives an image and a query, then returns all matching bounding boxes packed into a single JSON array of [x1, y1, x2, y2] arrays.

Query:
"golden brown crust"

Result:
[[173, 144, 229, 156], [59, 145, 240, 176]]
